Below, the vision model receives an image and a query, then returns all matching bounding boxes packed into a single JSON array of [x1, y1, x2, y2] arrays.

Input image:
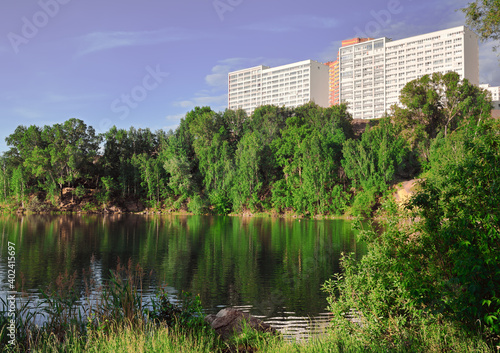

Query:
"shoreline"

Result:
[[0, 189, 357, 220], [2, 206, 356, 221]]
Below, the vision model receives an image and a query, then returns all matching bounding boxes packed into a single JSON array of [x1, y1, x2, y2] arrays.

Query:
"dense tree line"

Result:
[[0, 72, 494, 217]]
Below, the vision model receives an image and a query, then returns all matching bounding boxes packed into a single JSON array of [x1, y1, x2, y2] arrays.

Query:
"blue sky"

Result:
[[1, 0, 499, 153]]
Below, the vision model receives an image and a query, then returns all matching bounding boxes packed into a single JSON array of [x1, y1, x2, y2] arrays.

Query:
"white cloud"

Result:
[[175, 100, 195, 108], [205, 64, 231, 89], [165, 113, 186, 122], [12, 107, 43, 119], [45, 92, 106, 103], [319, 40, 342, 62], [240, 15, 340, 33], [174, 93, 227, 110], [77, 28, 207, 56], [162, 124, 179, 132]]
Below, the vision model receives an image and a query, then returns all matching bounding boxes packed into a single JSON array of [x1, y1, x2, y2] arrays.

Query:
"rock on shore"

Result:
[[205, 308, 277, 340]]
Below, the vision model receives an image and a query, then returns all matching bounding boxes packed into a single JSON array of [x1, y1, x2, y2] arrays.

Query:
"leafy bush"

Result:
[[73, 185, 86, 199], [325, 118, 500, 346], [188, 194, 209, 215], [407, 121, 500, 335], [148, 289, 211, 333], [208, 190, 232, 215], [26, 196, 48, 213]]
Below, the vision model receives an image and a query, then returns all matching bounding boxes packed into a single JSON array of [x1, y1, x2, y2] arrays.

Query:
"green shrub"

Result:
[[26, 196, 48, 213], [324, 118, 500, 347], [148, 289, 212, 334], [187, 194, 209, 215]]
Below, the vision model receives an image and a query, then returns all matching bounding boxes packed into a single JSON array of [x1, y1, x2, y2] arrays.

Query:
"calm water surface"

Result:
[[0, 214, 365, 337]]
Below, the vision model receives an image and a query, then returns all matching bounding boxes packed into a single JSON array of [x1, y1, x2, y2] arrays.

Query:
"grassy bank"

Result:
[[2, 317, 495, 352]]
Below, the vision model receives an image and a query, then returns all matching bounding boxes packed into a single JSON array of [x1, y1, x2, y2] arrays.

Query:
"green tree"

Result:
[[392, 72, 491, 167], [40, 119, 100, 196], [249, 105, 291, 143], [231, 131, 264, 212], [186, 108, 235, 214], [342, 118, 409, 216], [101, 126, 131, 194], [132, 153, 168, 208], [5, 125, 45, 162], [100, 126, 159, 197], [272, 103, 351, 215], [0, 156, 11, 202], [10, 166, 26, 207], [221, 108, 249, 150], [463, 0, 500, 51], [163, 135, 196, 205], [396, 72, 484, 138]]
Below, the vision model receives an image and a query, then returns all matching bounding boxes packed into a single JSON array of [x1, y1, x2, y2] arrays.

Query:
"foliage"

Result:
[[342, 118, 410, 216], [271, 102, 352, 215], [102, 176, 116, 203], [26, 196, 49, 213], [324, 117, 500, 346], [10, 166, 26, 208], [0, 157, 10, 202], [397, 72, 491, 137], [40, 178, 59, 206], [407, 120, 500, 335], [187, 194, 209, 215], [148, 289, 211, 333], [463, 0, 500, 51], [392, 72, 492, 168], [231, 131, 265, 212], [227, 320, 277, 351], [73, 185, 86, 199], [98, 258, 146, 326], [0, 104, 352, 215], [132, 153, 168, 208]]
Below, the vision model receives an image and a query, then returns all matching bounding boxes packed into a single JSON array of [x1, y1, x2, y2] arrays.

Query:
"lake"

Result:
[[0, 214, 365, 338]]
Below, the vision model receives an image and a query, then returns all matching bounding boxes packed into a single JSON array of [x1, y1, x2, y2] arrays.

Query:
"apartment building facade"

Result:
[[480, 83, 500, 109], [228, 60, 329, 115], [338, 26, 479, 119], [327, 38, 373, 106], [326, 61, 338, 106]]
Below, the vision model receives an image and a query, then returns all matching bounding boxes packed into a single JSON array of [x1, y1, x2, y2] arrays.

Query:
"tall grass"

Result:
[[12, 321, 494, 353], [1, 257, 161, 351]]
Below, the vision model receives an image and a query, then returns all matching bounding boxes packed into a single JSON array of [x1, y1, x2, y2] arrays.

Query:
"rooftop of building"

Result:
[[228, 59, 328, 76]]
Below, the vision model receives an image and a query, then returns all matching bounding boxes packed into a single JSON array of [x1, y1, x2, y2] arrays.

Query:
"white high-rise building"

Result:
[[480, 84, 500, 109], [338, 26, 479, 119], [228, 60, 329, 115], [480, 84, 500, 101]]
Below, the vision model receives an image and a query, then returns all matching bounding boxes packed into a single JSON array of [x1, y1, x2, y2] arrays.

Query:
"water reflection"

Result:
[[0, 214, 365, 333]]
